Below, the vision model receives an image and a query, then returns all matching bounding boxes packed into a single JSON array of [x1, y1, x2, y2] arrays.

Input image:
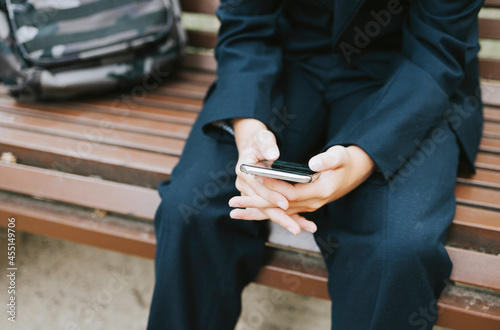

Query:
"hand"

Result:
[[229, 145, 376, 224], [231, 118, 318, 235]]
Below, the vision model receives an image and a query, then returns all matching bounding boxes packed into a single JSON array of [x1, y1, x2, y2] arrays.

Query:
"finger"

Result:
[[259, 176, 295, 192], [229, 208, 316, 235], [259, 175, 326, 203], [234, 176, 252, 196], [229, 194, 323, 217], [229, 195, 274, 209], [253, 129, 279, 161], [234, 176, 264, 200], [290, 214, 317, 233], [231, 207, 301, 235], [237, 146, 261, 167], [258, 176, 307, 202], [245, 176, 289, 210], [230, 207, 269, 220], [309, 145, 348, 171], [233, 177, 289, 211], [263, 208, 302, 235]]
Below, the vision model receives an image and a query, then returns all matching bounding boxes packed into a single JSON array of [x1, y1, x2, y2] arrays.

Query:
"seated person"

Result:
[[147, 0, 483, 329]]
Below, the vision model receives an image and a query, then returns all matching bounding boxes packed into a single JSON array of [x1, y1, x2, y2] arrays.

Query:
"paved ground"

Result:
[[0, 230, 332, 330], [0, 229, 449, 330]]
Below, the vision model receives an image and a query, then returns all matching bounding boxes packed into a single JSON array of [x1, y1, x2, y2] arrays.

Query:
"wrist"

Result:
[[347, 145, 376, 177], [233, 118, 268, 150]]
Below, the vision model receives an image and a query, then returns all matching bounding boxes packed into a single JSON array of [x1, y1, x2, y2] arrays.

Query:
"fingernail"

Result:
[[305, 226, 316, 233], [287, 227, 297, 235], [309, 157, 322, 171], [277, 201, 287, 210], [229, 202, 240, 208], [265, 148, 279, 160], [255, 176, 264, 183], [230, 211, 240, 219]]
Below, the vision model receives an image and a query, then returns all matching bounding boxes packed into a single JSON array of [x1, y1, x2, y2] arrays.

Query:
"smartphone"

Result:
[[240, 160, 319, 183]]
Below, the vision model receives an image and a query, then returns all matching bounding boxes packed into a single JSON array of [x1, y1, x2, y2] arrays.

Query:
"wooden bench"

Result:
[[1, 0, 500, 328]]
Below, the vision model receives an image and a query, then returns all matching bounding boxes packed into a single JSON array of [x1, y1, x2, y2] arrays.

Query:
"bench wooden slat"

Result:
[[186, 30, 218, 50], [0, 127, 175, 186], [184, 53, 217, 72], [180, 0, 217, 14], [457, 168, 500, 189], [485, 106, 500, 122], [480, 136, 500, 153], [0, 162, 160, 219], [456, 184, 500, 210], [484, 121, 500, 139], [175, 70, 216, 84], [437, 285, 500, 330], [172, 70, 215, 84], [479, 18, 500, 40], [475, 152, 500, 171], [158, 80, 212, 93], [68, 101, 197, 124], [480, 59, 500, 80], [66, 90, 204, 111], [79, 97, 201, 115], [447, 246, 500, 291], [450, 205, 500, 255], [455, 205, 500, 232], [0, 126, 178, 173], [138, 91, 204, 107], [0, 110, 186, 155], [157, 82, 207, 100], [0, 85, 205, 112], [474, 152, 500, 168], [0, 100, 193, 138], [0, 191, 157, 259], [63, 100, 198, 124], [485, 0, 500, 7]]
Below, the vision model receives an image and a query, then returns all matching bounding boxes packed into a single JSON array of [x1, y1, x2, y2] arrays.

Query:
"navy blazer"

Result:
[[198, 0, 484, 180]]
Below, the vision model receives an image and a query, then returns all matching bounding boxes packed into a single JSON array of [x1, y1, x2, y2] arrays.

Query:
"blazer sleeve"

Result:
[[327, 0, 483, 180], [198, 0, 284, 142]]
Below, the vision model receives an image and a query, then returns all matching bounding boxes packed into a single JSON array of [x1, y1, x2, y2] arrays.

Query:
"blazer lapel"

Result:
[[331, 0, 366, 47]]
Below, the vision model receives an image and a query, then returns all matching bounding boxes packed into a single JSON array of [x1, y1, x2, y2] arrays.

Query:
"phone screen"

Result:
[[267, 160, 316, 175]]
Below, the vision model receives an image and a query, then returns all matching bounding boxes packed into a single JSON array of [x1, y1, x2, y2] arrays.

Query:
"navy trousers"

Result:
[[147, 53, 460, 330]]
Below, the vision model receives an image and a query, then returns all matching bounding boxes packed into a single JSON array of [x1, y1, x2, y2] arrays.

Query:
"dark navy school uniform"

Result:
[[147, 0, 483, 329]]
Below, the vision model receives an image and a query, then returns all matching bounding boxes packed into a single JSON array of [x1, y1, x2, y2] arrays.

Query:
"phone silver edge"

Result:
[[240, 164, 315, 183]]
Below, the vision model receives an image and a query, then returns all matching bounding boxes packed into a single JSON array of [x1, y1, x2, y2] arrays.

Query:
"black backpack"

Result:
[[0, 0, 186, 99]]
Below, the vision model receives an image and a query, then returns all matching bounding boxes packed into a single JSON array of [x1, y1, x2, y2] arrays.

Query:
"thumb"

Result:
[[309, 145, 347, 171], [254, 129, 280, 161]]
